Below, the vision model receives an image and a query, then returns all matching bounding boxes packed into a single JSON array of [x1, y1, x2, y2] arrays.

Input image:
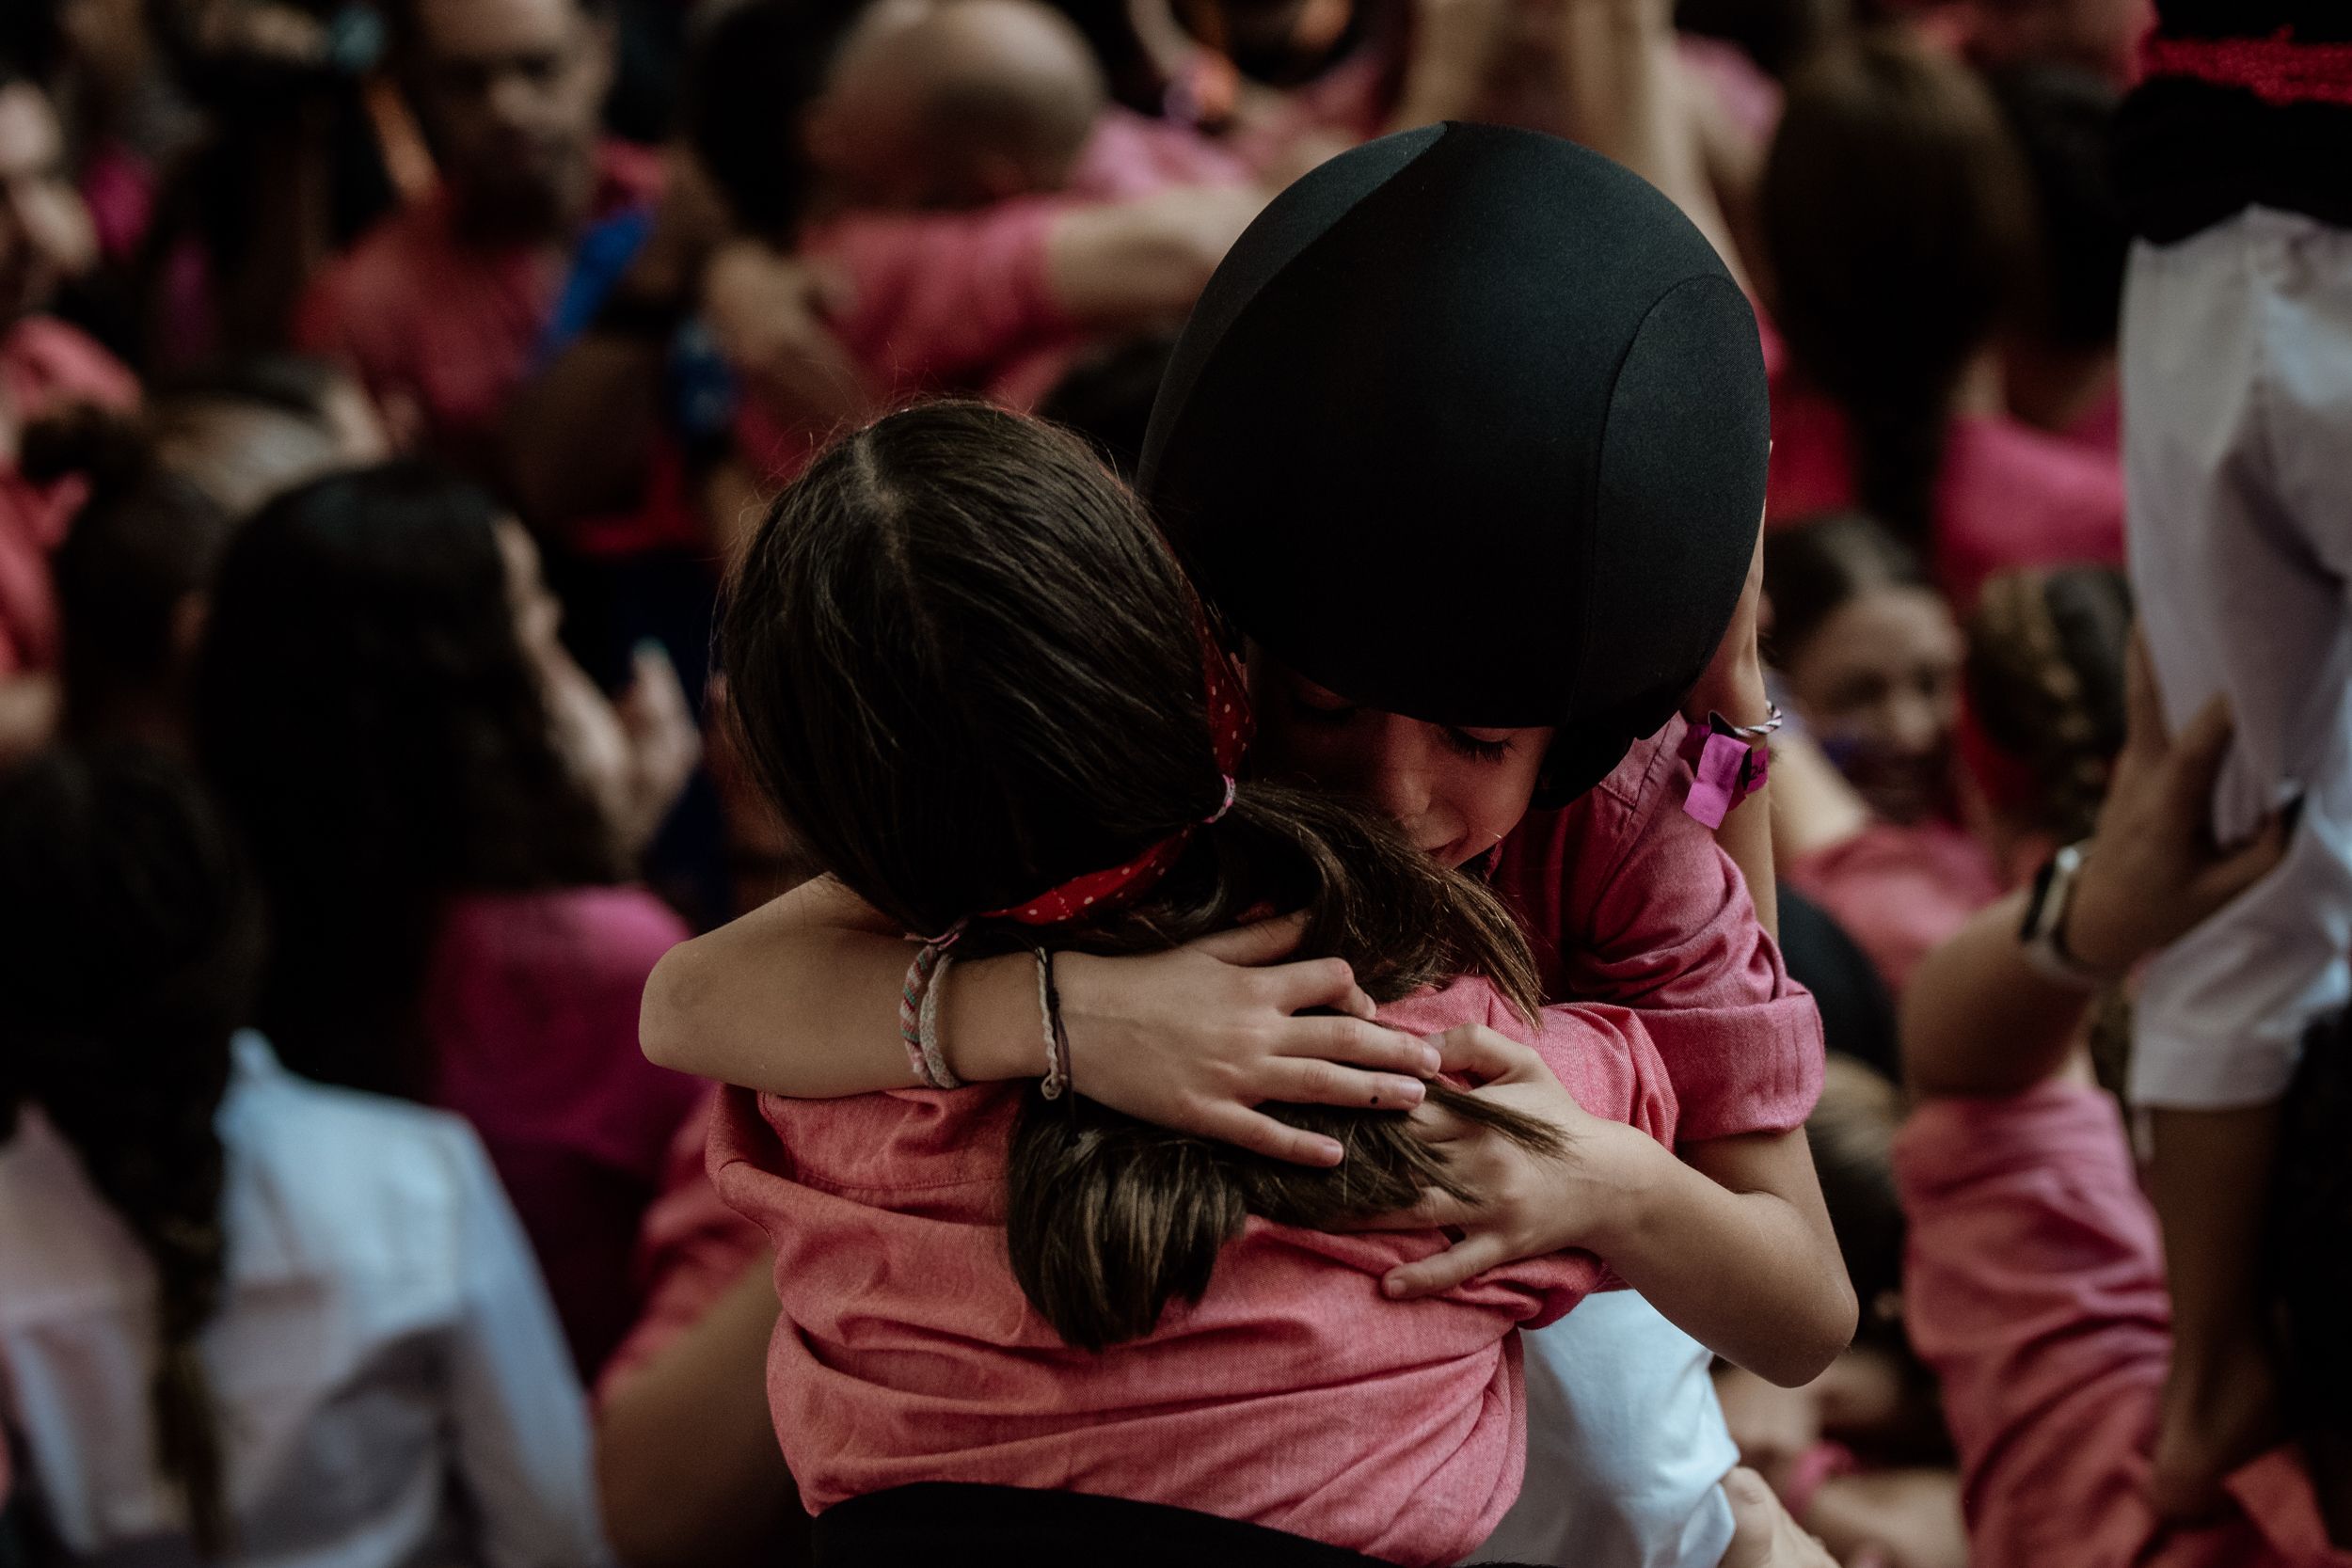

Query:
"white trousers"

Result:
[[1467, 1293, 1737, 1568]]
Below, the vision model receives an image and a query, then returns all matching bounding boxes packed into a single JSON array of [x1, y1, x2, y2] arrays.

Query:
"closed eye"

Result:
[[1441, 729, 1515, 763]]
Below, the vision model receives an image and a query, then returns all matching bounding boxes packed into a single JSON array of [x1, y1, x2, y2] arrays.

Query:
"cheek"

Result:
[[1432, 752, 1542, 845]]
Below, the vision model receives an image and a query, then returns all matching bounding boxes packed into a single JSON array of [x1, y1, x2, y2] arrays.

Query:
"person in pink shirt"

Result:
[[694, 401, 1844, 1562], [0, 65, 130, 763], [294, 0, 656, 473], [734, 0, 1264, 469], [194, 462, 706, 1375], [648, 126, 1850, 1568], [1759, 34, 2123, 611], [1891, 634, 2352, 1566]]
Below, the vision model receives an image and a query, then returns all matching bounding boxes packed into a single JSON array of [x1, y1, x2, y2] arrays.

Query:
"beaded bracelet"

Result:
[[1034, 947, 1072, 1100]]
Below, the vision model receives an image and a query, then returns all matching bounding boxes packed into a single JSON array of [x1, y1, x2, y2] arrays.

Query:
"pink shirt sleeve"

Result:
[[1784, 821, 2006, 995], [1892, 1084, 2172, 1566], [594, 1091, 771, 1405], [811, 199, 1075, 394], [1499, 721, 1826, 1143]]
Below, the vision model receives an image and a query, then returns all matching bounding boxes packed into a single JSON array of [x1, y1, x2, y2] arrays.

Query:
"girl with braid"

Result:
[[0, 748, 609, 1568]]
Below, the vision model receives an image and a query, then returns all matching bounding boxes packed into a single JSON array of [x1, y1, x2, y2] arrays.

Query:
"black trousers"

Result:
[[812, 1483, 1393, 1568]]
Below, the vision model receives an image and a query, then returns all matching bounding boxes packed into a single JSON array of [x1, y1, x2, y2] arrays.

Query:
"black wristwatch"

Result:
[[2018, 841, 2103, 990]]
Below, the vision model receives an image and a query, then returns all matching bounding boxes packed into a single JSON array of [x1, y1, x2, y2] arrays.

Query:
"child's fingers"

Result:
[[1260, 1056, 1428, 1113], [1380, 1231, 1512, 1299], [1263, 956, 1378, 1021], [1430, 1023, 1541, 1082], [1205, 1105, 1344, 1167], [1186, 911, 1309, 965], [2198, 804, 2293, 908], [1277, 1014, 1441, 1077]]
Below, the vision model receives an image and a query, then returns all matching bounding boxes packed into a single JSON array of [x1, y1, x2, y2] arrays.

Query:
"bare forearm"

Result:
[[639, 879, 1041, 1093], [1595, 1128, 1852, 1386], [596, 1259, 804, 1568], [1045, 186, 1264, 327], [1601, 1139, 1851, 1385], [1899, 889, 2093, 1099], [1560, 0, 1749, 293]]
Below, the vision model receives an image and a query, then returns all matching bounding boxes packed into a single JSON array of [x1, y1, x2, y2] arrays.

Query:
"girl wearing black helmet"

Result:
[[652, 116, 1848, 1568]]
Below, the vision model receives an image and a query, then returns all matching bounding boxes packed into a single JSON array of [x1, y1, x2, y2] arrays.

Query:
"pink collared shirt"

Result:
[[1494, 717, 1826, 1143], [295, 142, 662, 471], [1896, 1080, 2352, 1568], [710, 979, 1677, 1565]]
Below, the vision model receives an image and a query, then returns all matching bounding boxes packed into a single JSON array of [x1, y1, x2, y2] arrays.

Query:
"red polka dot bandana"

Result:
[[980, 630, 1253, 927]]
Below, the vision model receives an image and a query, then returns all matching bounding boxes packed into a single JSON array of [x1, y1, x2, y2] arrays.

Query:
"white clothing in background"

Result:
[[2122, 207, 2352, 1107], [0, 1034, 611, 1568]]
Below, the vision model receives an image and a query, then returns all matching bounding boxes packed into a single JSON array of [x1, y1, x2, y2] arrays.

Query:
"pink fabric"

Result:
[[78, 143, 156, 267], [295, 141, 662, 470], [1493, 717, 1826, 1143], [739, 111, 1246, 483], [1766, 379, 2124, 610], [1786, 820, 2006, 995], [595, 1089, 769, 1403], [0, 318, 140, 676], [1895, 1082, 2352, 1568], [2062, 379, 2122, 459], [422, 885, 706, 1372], [1677, 34, 1785, 146], [1072, 107, 1251, 200], [710, 979, 1676, 1563], [739, 197, 1078, 483]]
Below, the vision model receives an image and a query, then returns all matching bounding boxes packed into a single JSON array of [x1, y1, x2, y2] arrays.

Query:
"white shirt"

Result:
[[0, 1034, 611, 1568]]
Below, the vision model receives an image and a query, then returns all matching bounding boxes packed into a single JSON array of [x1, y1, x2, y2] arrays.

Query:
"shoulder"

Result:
[[439, 884, 690, 985], [233, 1037, 501, 1198]]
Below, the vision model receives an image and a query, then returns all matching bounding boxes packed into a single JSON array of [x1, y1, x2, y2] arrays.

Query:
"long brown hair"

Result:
[[0, 748, 255, 1556], [1763, 34, 2033, 552], [723, 402, 1561, 1351]]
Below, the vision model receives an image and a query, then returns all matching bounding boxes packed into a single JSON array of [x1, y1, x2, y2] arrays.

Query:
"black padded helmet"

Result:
[[1140, 121, 1769, 804]]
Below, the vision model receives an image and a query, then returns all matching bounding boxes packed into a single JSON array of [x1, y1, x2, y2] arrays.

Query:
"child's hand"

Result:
[[2063, 635, 2290, 976], [1720, 1468, 1842, 1568], [1353, 1023, 1663, 1297], [1057, 914, 1444, 1167]]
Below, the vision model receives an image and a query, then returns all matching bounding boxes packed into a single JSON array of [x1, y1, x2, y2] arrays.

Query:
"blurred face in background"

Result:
[[0, 82, 97, 326], [404, 0, 613, 238], [1779, 581, 1964, 823]]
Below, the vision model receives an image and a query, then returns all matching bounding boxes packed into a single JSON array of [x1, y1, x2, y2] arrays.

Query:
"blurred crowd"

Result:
[[0, 1, 2346, 1567]]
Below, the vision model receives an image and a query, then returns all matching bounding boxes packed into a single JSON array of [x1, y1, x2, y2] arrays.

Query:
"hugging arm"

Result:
[[640, 882, 1441, 1164]]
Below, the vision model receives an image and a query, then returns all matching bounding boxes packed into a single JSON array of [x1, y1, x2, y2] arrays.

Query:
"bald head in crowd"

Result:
[[809, 0, 1107, 209]]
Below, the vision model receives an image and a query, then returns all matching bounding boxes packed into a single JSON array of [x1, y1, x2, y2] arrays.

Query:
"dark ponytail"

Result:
[[1762, 34, 2032, 555], [725, 403, 1564, 1351], [0, 748, 260, 1557]]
